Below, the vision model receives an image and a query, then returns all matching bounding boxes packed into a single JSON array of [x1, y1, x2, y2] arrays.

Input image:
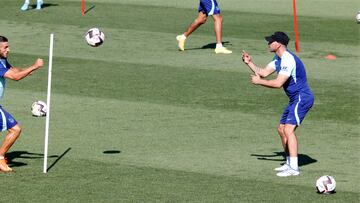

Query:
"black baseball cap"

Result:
[[265, 31, 290, 46]]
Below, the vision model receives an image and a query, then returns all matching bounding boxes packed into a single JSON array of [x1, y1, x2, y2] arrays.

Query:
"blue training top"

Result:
[[0, 59, 11, 99], [267, 50, 313, 101]]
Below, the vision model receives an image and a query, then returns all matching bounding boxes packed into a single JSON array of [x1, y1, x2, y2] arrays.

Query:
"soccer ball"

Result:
[[356, 11, 360, 23], [31, 101, 47, 117], [85, 28, 105, 47], [316, 175, 336, 194]]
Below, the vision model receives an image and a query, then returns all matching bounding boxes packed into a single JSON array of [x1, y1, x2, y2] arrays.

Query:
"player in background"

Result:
[[0, 36, 43, 172], [176, 0, 232, 54], [21, 0, 44, 11], [241, 31, 314, 177]]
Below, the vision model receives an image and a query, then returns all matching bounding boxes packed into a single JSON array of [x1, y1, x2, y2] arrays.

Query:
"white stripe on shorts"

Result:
[[208, 0, 215, 15], [294, 95, 301, 126], [0, 108, 7, 131]]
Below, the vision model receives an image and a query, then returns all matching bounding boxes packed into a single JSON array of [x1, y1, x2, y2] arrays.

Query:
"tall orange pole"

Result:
[[82, 0, 85, 16], [292, 0, 300, 53]]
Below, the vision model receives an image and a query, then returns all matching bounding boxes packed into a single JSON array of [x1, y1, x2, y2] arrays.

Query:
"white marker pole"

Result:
[[43, 33, 54, 173]]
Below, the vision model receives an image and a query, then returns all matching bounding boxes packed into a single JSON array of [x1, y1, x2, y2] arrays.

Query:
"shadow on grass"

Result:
[[185, 41, 231, 51], [47, 147, 72, 172], [251, 152, 317, 167], [6, 151, 52, 168], [103, 150, 121, 154], [85, 5, 96, 14], [29, 3, 59, 9], [5, 148, 71, 171]]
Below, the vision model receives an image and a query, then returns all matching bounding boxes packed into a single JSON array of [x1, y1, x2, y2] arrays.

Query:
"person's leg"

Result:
[[277, 124, 289, 155], [276, 124, 300, 177], [212, 14, 232, 54], [0, 124, 21, 172], [284, 124, 298, 169], [184, 12, 207, 37], [274, 124, 291, 171], [21, 0, 30, 11], [176, 12, 207, 51], [212, 14, 223, 44], [275, 107, 290, 171], [276, 95, 312, 177], [36, 0, 43, 10]]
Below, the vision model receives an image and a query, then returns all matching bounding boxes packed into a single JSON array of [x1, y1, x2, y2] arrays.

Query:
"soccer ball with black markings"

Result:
[[31, 101, 47, 117], [356, 11, 360, 23], [85, 28, 105, 47], [316, 175, 336, 194]]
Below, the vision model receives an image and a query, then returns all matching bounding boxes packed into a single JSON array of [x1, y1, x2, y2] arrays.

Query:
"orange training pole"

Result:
[[292, 0, 300, 53], [81, 0, 85, 16]]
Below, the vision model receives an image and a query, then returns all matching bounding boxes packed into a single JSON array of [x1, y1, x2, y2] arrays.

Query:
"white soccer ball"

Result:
[[316, 175, 336, 194], [31, 101, 47, 117], [85, 28, 105, 47], [356, 11, 360, 23]]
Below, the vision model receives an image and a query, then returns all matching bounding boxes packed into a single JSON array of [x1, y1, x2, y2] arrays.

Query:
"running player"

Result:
[[176, 0, 232, 54]]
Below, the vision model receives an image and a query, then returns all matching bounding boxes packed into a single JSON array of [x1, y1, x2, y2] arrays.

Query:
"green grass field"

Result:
[[0, 0, 359, 202]]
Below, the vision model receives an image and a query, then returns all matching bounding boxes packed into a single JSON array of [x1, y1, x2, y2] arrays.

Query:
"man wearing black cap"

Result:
[[241, 31, 314, 177]]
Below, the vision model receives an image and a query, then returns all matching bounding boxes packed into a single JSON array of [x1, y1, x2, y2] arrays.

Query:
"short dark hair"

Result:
[[0, 36, 8, 43]]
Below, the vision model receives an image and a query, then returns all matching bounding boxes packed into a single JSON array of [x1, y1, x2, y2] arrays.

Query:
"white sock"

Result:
[[25, 0, 30, 4], [216, 43, 223, 49], [286, 156, 290, 165], [289, 157, 298, 170], [179, 34, 187, 40]]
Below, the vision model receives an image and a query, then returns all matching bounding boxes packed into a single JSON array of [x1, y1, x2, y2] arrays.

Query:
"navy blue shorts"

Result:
[[0, 106, 18, 131], [280, 94, 314, 126], [198, 0, 221, 16]]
